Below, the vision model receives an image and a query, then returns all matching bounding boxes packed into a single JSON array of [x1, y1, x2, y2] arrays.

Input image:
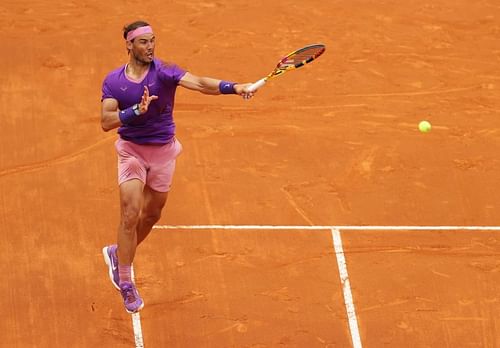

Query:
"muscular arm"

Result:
[[101, 98, 121, 132], [100, 87, 158, 132], [179, 72, 254, 98], [178, 72, 223, 95]]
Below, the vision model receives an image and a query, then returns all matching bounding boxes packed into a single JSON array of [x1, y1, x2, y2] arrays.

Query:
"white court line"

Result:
[[154, 225, 500, 231], [131, 267, 144, 348], [331, 228, 363, 348], [150, 223, 500, 347]]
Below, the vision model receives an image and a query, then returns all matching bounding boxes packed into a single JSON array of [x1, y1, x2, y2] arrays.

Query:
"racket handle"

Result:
[[247, 78, 267, 92]]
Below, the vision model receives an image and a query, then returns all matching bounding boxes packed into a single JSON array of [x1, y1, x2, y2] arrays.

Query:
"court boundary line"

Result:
[[153, 225, 500, 231], [131, 266, 144, 348], [149, 224, 500, 347], [331, 228, 362, 348]]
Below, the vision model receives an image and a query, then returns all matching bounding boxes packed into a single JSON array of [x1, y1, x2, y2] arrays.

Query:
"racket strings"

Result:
[[268, 44, 325, 79], [280, 45, 325, 68], [290, 48, 324, 63]]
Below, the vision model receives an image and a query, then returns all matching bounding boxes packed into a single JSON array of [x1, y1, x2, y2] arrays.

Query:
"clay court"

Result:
[[2, 0, 500, 347]]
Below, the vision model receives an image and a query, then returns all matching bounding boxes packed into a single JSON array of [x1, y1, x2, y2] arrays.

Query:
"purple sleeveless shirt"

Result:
[[101, 58, 187, 144]]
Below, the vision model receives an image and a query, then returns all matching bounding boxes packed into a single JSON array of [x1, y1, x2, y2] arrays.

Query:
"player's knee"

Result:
[[141, 210, 162, 224], [120, 202, 141, 230]]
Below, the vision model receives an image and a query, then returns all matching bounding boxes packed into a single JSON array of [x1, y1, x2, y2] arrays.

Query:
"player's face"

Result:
[[129, 34, 155, 65]]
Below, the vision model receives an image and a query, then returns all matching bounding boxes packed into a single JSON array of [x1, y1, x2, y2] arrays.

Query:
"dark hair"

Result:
[[123, 20, 150, 40]]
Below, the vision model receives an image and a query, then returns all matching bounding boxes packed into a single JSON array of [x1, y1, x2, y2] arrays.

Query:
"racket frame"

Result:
[[248, 44, 325, 92]]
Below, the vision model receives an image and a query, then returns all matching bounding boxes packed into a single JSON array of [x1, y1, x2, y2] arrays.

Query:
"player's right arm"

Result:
[[101, 98, 121, 132], [101, 87, 158, 132]]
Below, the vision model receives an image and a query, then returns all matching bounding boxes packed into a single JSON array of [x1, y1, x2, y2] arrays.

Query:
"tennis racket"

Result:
[[247, 44, 326, 92]]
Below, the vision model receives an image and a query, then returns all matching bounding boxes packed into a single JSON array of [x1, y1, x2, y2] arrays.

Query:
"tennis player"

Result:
[[101, 20, 255, 314]]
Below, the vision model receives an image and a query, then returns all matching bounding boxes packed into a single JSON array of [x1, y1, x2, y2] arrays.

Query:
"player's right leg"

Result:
[[117, 178, 143, 265], [104, 139, 148, 313], [117, 178, 145, 313]]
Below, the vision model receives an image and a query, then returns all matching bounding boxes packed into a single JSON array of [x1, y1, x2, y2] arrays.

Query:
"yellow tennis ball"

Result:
[[418, 120, 431, 133]]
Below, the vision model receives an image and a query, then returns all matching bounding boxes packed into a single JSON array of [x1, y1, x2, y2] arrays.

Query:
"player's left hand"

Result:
[[235, 83, 256, 100]]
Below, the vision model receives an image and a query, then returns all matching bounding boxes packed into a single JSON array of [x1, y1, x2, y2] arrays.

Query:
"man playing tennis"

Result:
[[101, 20, 255, 314]]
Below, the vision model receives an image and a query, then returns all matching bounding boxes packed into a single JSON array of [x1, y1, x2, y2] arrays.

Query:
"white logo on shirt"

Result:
[[148, 82, 155, 87], [120, 86, 128, 91]]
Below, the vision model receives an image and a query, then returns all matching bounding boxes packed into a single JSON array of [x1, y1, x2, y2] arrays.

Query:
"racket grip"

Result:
[[247, 78, 267, 92]]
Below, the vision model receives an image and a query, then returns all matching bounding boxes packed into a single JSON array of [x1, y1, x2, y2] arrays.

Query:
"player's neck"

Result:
[[126, 59, 150, 80]]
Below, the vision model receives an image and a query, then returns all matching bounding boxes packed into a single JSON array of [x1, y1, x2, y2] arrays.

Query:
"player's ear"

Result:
[[126, 40, 133, 52]]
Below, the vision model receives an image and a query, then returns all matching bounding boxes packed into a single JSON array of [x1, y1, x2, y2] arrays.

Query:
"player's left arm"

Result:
[[179, 72, 254, 98]]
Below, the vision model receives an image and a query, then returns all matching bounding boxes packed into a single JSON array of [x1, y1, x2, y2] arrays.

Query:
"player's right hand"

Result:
[[139, 86, 158, 114]]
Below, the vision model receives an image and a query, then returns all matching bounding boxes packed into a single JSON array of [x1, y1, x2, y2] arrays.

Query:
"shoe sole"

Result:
[[102, 246, 120, 291]]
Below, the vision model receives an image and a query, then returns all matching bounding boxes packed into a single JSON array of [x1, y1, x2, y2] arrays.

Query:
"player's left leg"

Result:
[[136, 186, 168, 245], [135, 138, 182, 244]]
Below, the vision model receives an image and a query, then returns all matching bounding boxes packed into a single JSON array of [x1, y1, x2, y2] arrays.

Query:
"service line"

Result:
[[153, 225, 500, 231]]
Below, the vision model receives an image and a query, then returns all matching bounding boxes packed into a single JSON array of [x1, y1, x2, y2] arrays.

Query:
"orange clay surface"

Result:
[[2, 0, 500, 347]]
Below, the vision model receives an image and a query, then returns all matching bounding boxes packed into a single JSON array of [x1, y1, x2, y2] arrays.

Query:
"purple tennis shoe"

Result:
[[102, 245, 120, 290], [120, 281, 144, 314]]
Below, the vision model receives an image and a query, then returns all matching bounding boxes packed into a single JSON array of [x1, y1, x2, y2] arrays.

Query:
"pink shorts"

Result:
[[115, 138, 183, 192]]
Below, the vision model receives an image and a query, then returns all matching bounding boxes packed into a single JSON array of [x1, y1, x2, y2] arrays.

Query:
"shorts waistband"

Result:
[[118, 136, 176, 146]]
